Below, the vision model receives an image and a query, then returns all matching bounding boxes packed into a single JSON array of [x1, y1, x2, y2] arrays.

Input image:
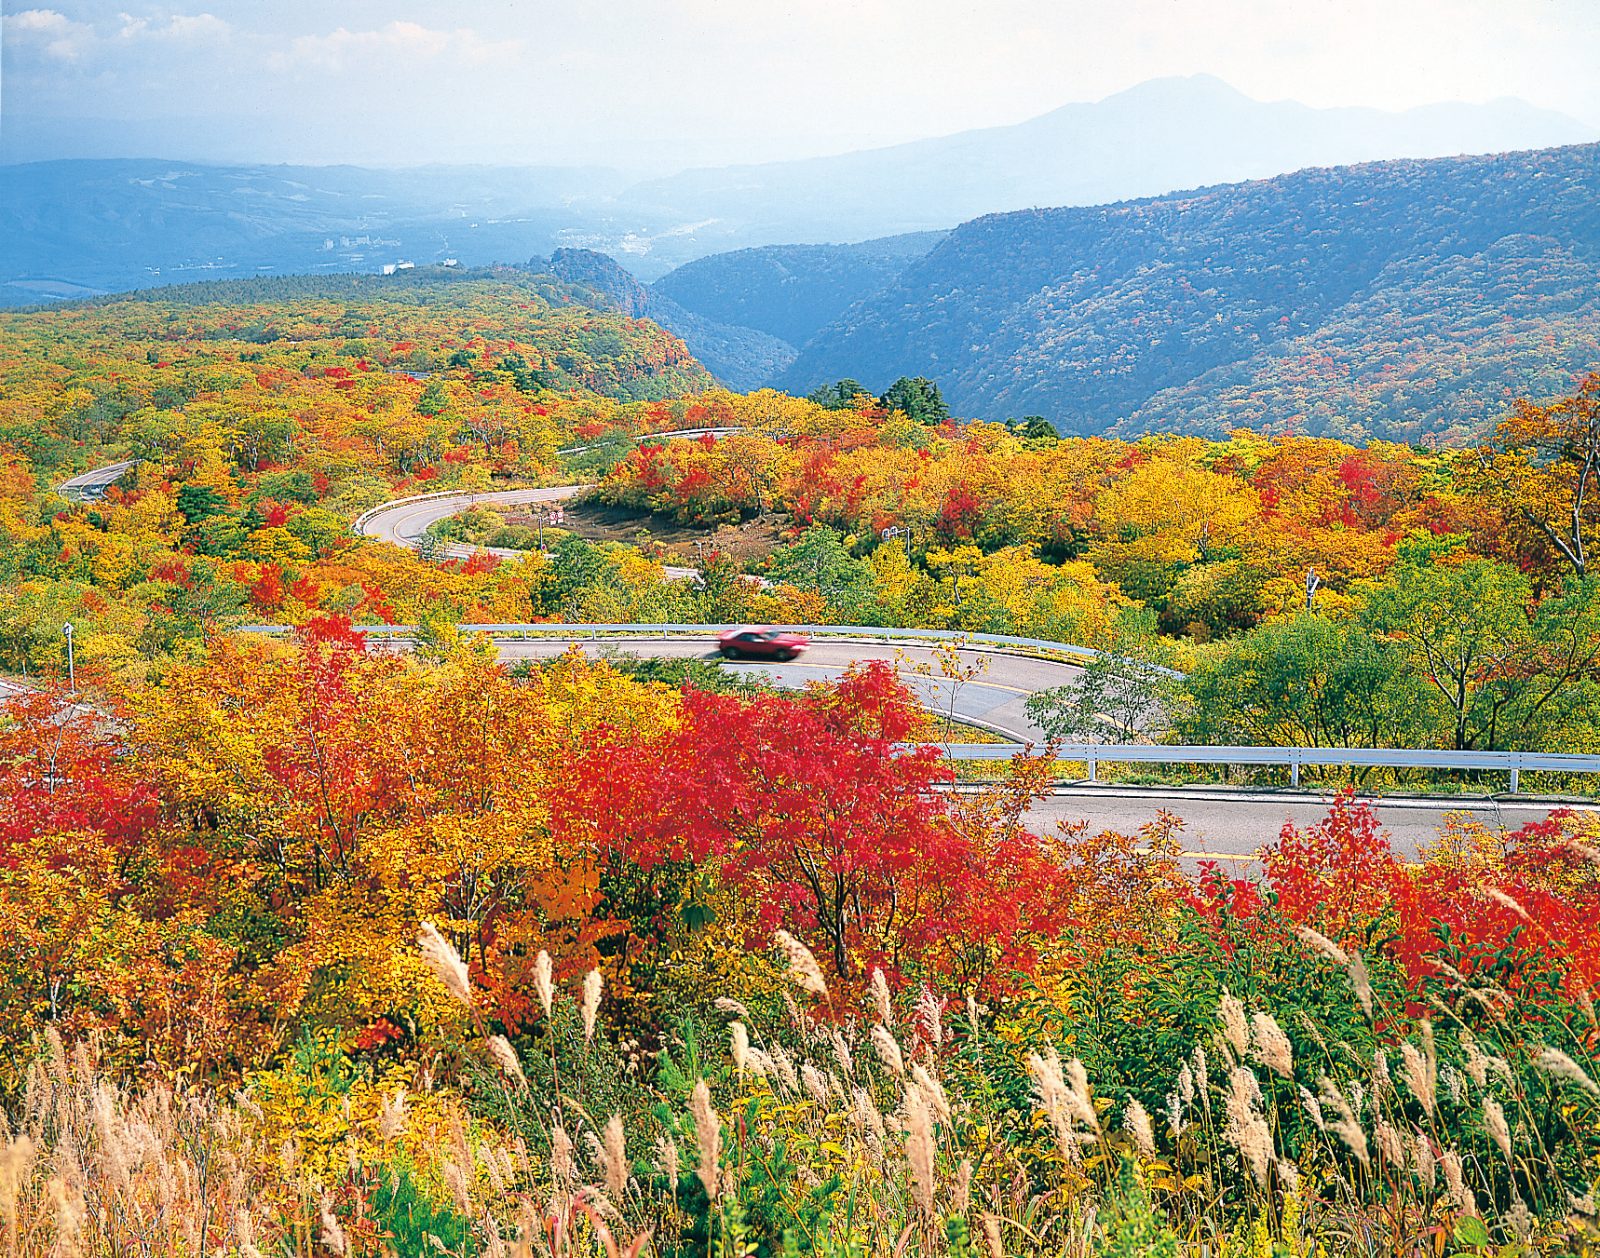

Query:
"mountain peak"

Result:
[[1096, 74, 1253, 109]]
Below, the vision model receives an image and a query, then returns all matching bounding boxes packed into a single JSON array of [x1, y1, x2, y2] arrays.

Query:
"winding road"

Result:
[[55, 451, 1599, 864], [354, 428, 755, 570], [393, 629, 1600, 864]]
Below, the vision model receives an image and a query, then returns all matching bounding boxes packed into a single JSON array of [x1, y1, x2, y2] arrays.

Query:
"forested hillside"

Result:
[[4, 273, 1600, 1253], [546, 248, 796, 389], [781, 143, 1600, 441], [650, 232, 946, 348]]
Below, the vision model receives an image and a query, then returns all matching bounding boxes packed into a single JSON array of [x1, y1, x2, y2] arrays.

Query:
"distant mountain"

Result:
[[0, 159, 628, 306], [780, 144, 1600, 443], [649, 233, 947, 349], [617, 77, 1597, 259], [5, 77, 1594, 299], [546, 248, 795, 391]]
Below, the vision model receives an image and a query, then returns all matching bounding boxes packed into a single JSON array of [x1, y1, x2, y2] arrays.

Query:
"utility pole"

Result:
[[881, 526, 913, 563], [62, 622, 75, 692], [1305, 566, 1320, 611]]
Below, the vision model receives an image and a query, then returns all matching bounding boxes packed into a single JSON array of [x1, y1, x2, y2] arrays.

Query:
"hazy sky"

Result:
[[4, 0, 1599, 170]]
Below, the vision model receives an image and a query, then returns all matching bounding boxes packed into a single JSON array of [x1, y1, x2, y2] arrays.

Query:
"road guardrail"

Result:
[[230, 622, 1595, 794], [234, 620, 1157, 671], [936, 742, 1600, 794]]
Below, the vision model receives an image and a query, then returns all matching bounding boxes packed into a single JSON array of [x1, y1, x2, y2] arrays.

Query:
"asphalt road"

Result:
[[493, 634, 1072, 741], [1017, 786, 1599, 867], [355, 484, 588, 559]]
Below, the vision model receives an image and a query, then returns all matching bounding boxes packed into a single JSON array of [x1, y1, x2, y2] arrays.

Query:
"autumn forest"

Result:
[[3, 254, 1600, 1258]]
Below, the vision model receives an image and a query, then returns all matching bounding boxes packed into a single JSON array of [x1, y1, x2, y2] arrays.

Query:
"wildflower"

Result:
[[550, 1123, 576, 1183], [915, 987, 945, 1046], [377, 1088, 407, 1141], [1293, 924, 1349, 965], [1064, 1058, 1100, 1132], [1410, 1129, 1436, 1191], [418, 921, 471, 1006], [953, 1159, 973, 1214], [1219, 989, 1249, 1060], [533, 950, 554, 1022], [1506, 1199, 1534, 1243], [903, 1083, 935, 1215], [801, 1064, 831, 1108], [581, 969, 603, 1044], [656, 1135, 680, 1187], [1460, 1030, 1488, 1088], [688, 1080, 721, 1200], [870, 968, 894, 1025], [1347, 951, 1374, 1018], [773, 930, 828, 998], [1192, 1045, 1211, 1115], [1297, 1086, 1324, 1131], [854, 1086, 888, 1145], [1224, 1066, 1272, 1186], [602, 1115, 628, 1201], [487, 1036, 526, 1089], [982, 1215, 1004, 1258], [1536, 1046, 1600, 1096], [1317, 1076, 1370, 1168], [1249, 1011, 1293, 1079], [1484, 887, 1532, 921], [769, 1044, 799, 1092], [1164, 1089, 1186, 1139], [1441, 1149, 1474, 1214], [713, 996, 752, 1020], [1122, 1098, 1156, 1160], [1400, 1039, 1435, 1116], [1373, 1119, 1405, 1169], [235, 1207, 264, 1258], [830, 1029, 854, 1079], [319, 1198, 347, 1256], [729, 1022, 751, 1076], [911, 1063, 952, 1126], [1027, 1049, 1082, 1165], [1372, 1048, 1392, 1097], [1484, 1097, 1512, 1164], [871, 1025, 905, 1078]]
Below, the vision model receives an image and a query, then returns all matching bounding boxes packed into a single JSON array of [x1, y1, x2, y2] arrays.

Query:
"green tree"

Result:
[[175, 484, 230, 527], [806, 379, 870, 410], [765, 525, 880, 620], [1026, 625, 1180, 744], [1359, 549, 1534, 750], [879, 376, 949, 425], [1178, 614, 1428, 748]]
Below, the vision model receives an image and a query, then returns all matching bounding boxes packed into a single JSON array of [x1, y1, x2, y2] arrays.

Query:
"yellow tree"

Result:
[[1477, 372, 1600, 578]]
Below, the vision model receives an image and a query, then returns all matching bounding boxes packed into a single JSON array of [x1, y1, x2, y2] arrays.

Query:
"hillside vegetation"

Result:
[[650, 231, 946, 348], [3, 281, 1600, 1255], [781, 143, 1600, 442]]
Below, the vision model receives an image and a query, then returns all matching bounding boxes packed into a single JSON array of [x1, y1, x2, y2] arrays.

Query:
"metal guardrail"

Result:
[[356, 428, 745, 532], [937, 742, 1600, 794], [235, 620, 1142, 670], [351, 485, 587, 535], [230, 621, 1596, 795], [55, 459, 138, 501]]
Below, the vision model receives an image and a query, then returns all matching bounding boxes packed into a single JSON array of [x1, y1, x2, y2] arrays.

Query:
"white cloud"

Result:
[[116, 12, 232, 42], [2, 8, 97, 60], [268, 20, 521, 73]]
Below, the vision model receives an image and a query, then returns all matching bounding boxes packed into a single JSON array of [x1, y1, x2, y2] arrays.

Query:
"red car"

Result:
[[718, 625, 809, 661]]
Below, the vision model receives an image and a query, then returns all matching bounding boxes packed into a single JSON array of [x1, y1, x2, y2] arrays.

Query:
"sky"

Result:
[[4, 0, 1600, 171]]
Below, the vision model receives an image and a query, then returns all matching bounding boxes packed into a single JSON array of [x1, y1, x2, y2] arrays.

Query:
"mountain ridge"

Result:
[[4, 76, 1594, 297], [777, 141, 1600, 443]]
